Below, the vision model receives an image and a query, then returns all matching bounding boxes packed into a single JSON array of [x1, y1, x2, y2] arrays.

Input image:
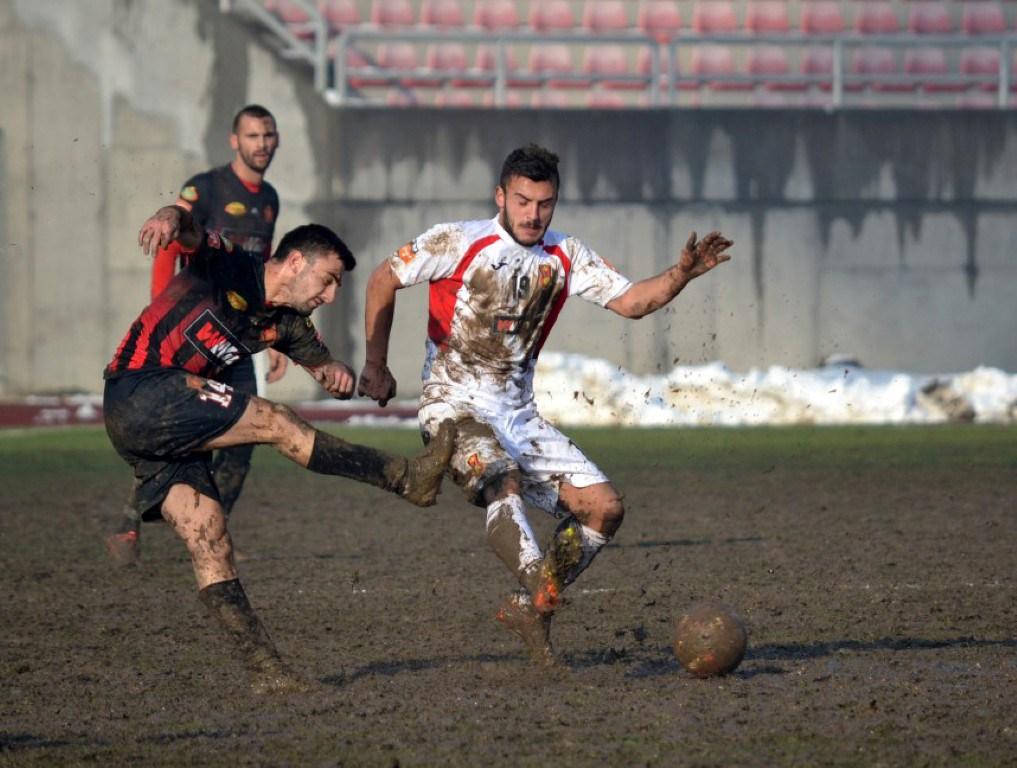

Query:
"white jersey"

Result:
[[389, 216, 632, 410]]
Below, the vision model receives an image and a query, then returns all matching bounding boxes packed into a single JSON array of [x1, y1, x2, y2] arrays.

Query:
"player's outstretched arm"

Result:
[[305, 359, 355, 399], [138, 205, 203, 256], [359, 261, 402, 407], [607, 231, 732, 319]]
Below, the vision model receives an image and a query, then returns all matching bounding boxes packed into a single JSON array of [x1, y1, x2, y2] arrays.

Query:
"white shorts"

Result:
[[418, 394, 609, 515]]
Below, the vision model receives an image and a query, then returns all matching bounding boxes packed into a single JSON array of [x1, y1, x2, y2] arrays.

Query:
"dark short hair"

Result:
[[232, 104, 276, 133], [499, 144, 560, 191], [272, 224, 355, 271]]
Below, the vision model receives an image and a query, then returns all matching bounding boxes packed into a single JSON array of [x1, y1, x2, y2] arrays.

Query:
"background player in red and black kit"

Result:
[[107, 105, 286, 564], [104, 204, 454, 693]]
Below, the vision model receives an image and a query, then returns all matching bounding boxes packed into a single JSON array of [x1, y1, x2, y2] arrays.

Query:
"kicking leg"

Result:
[[203, 396, 454, 506], [161, 484, 307, 694], [544, 481, 625, 593]]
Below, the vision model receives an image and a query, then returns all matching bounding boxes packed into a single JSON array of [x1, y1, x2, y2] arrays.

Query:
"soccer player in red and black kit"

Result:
[[107, 105, 287, 564], [103, 204, 454, 693]]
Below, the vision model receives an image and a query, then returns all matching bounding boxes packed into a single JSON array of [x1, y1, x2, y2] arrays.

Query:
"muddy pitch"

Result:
[[1, 426, 1015, 766]]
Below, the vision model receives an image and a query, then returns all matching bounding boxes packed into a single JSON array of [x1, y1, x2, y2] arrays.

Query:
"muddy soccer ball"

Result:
[[673, 601, 747, 678]]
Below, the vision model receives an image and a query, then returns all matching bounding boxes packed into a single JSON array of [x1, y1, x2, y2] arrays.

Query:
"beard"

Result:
[[500, 209, 548, 247], [240, 147, 274, 174]]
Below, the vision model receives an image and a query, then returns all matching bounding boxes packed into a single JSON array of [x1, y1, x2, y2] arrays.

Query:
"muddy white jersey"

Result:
[[389, 216, 632, 408]]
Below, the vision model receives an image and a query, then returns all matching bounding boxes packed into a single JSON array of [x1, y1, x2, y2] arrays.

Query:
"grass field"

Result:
[[1, 424, 1015, 766]]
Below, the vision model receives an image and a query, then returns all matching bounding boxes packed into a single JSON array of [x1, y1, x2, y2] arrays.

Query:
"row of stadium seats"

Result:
[[334, 41, 1016, 92], [269, 0, 1017, 37]]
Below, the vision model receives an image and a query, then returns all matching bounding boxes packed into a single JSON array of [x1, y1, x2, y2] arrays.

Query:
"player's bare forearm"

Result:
[[608, 231, 733, 319], [359, 262, 402, 405]]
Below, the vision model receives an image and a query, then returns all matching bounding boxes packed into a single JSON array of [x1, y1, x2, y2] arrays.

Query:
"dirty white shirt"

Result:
[[389, 216, 632, 410]]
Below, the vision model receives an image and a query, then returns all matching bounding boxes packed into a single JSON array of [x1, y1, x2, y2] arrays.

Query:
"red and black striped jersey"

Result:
[[105, 232, 331, 380]]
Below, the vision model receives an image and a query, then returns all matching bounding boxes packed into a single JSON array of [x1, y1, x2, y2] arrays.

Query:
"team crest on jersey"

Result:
[[263, 205, 275, 223], [397, 242, 417, 265], [539, 263, 553, 288], [466, 453, 485, 475], [184, 309, 248, 366], [226, 291, 248, 311], [181, 186, 199, 202], [225, 201, 247, 217]]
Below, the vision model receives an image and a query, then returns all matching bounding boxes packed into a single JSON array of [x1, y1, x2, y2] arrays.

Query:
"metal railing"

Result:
[[221, 2, 1017, 109]]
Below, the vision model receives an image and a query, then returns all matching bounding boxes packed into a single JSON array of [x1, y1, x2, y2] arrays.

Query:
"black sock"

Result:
[[199, 579, 280, 671], [306, 430, 406, 492]]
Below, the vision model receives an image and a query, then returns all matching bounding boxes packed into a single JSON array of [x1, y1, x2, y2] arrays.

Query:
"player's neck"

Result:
[[230, 157, 264, 191]]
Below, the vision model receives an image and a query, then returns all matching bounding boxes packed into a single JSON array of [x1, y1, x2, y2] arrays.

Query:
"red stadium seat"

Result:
[[370, 0, 414, 27], [420, 0, 465, 28], [587, 89, 628, 108], [801, 2, 844, 35], [333, 45, 373, 89], [908, 3, 954, 35], [481, 91, 525, 108], [377, 42, 424, 87], [745, 1, 790, 35], [960, 46, 1000, 92], [273, 0, 309, 23], [530, 45, 588, 88], [474, 0, 519, 29], [637, 46, 680, 91], [854, 3, 899, 35], [530, 91, 573, 108], [905, 47, 965, 92], [423, 43, 470, 87], [476, 45, 525, 87], [435, 90, 476, 107], [321, 0, 360, 31], [851, 46, 913, 92], [692, 1, 739, 34], [961, 2, 1007, 36], [530, 0, 576, 32], [385, 90, 417, 107], [638, 0, 683, 41], [690, 45, 752, 90], [748, 46, 804, 91], [801, 46, 846, 92], [584, 45, 643, 90], [583, 1, 631, 33]]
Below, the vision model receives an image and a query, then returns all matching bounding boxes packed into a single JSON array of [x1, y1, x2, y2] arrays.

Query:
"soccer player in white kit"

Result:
[[359, 145, 732, 666]]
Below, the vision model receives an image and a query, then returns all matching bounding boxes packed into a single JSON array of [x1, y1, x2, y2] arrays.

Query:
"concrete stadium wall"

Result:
[[1, 0, 1015, 400], [325, 109, 1017, 392]]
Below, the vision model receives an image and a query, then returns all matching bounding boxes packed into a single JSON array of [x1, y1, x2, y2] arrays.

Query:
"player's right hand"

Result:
[[138, 206, 184, 256], [358, 361, 397, 407]]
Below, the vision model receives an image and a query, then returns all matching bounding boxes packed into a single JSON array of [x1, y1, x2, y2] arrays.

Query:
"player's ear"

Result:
[[229, 132, 240, 153], [286, 248, 306, 274], [494, 184, 505, 209]]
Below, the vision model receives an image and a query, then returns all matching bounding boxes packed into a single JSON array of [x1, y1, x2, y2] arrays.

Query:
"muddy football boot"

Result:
[[105, 529, 140, 568], [248, 651, 314, 696], [496, 591, 557, 668], [397, 420, 456, 507]]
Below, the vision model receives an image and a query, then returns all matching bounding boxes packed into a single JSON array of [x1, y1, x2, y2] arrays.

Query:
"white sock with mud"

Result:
[[550, 519, 609, 587], [485, 495, 543, 584]]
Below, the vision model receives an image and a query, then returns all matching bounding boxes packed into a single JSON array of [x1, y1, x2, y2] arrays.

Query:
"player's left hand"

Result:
[[677, 231, 733, 280], [309, 360, 355, 399], [265, 349, 289, 384]]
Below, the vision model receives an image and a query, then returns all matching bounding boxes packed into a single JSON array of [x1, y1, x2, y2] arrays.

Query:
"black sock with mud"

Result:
[[306, 430, 406, 493], [198, 579, 282, 673]]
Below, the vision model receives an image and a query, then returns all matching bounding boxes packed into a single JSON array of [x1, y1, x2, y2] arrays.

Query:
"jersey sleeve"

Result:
[[565, 237, 633, 307], [273, 315, 332, 368], [176, 172, 212, 227], [387, 222, 467, 287]]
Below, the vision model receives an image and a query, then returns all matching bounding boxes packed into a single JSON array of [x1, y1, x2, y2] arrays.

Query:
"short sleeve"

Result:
[[388, 223, 467, 287], [274, 315, 332, 368], [176, 172, 212, 226], [565, 237, 633, 307]]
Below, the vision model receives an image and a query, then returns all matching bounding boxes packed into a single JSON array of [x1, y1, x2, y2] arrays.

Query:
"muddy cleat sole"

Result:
[[402, 420, 456, 507], [249, 657, 315, 695], [105, 530, 140, 568], [496, 592, 558, 668]]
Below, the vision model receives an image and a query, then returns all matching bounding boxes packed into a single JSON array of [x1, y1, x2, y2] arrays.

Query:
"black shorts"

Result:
[[103, 369, 252, 520]]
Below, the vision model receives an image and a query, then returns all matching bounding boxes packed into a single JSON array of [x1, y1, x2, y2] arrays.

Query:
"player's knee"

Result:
[[597, 494, 625, 537], [258, 400, 307, 442]]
